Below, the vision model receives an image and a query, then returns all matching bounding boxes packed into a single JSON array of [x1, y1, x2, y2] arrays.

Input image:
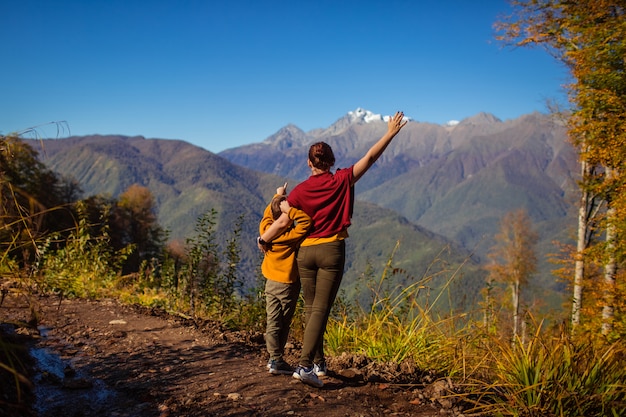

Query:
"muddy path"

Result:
[[1, 295, 464, 417]]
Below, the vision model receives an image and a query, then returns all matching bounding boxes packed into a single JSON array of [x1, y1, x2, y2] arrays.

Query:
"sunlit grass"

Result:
[[324, 242, 626, 416], [4, 127, 626, 416], [458, 322, 626, 417], [325, 243, 474, 375]]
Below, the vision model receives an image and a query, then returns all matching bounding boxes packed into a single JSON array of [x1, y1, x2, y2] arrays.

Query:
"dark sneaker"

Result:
[[313, 361, 327, 377], [268, 359, 293, 375], [292, 365, 324, 387]]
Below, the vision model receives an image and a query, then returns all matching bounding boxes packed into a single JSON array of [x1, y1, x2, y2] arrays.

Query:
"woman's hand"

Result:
[[279, 199, 291, 214], [387, 111, 407, 135]]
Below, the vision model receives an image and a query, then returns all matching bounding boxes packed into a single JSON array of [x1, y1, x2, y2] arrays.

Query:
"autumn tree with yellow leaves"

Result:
[[485, 209, 538, 343], [496, 0, 626, 339]]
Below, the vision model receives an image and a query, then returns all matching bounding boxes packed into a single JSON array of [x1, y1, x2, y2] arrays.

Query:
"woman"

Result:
[[259, 111, 407, 387]]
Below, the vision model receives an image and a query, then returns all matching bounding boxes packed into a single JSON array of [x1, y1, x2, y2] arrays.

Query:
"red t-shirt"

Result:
[[287, 167, 354, 238]]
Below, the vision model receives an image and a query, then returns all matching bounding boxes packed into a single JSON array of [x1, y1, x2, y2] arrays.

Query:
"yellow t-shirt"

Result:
[[300, 228, 348, 247]]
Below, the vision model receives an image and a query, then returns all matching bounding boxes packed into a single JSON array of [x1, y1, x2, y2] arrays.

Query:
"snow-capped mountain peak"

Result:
[[347, 108, 385, 123], [323, 108, 413, 136], [346, 107, 413, 124]]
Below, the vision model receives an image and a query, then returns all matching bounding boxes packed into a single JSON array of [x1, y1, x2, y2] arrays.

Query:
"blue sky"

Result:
[[1, 0, 569, 153]]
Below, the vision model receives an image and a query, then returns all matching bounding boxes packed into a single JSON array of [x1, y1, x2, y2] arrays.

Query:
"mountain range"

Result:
[[219, 109, 579, 310], [26, 108, 580, 312]]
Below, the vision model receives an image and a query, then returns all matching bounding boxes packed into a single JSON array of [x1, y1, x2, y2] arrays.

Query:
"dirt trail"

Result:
[[1, 295, 460, 417]]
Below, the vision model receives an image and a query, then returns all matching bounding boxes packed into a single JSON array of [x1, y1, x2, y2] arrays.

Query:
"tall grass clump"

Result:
[[2, 128, 71, 413], [35, 201, 131, 298], [0, 336, 31, 415], [325, 243, 473, 376], [465, 323, 626, 417]]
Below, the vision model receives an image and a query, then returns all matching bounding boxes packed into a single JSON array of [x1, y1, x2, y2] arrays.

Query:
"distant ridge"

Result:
[[219, 109, 579, 307], [457, 111, 502, 125], [25, 109, 577, 310], [25, 132, 480, 310]]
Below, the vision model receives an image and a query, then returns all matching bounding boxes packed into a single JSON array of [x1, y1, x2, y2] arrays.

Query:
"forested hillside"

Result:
[[24, 110, 580, 311], [219, 110, 579, 307], [25, 135, 481, 310], [22, 110, 580, 311]]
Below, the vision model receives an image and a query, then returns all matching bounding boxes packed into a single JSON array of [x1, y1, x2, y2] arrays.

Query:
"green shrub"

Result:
[[36, 201, 131, 298]]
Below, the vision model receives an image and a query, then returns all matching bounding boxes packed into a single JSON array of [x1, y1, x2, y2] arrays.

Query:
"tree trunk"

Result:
[[602, 210, 616, 335], [572, 159, 592, 331], [512, 279, 520, 345], [602, 167, 617, 335], [483, 289, 490, 329]]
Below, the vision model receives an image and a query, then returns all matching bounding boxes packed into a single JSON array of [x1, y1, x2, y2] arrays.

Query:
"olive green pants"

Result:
[[265, 279, 300, 361], [296, 240, 345, 368]]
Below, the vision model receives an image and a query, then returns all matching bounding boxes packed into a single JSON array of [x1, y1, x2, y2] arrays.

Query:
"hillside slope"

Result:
[[26, 135, 479, 309], [219, 110, 580, 307]]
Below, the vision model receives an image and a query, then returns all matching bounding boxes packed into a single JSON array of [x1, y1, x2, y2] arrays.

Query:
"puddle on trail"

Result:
[[30, 328, 117, 416]]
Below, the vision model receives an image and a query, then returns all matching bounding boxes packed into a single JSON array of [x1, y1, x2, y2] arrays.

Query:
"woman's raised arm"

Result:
[[352, 111, 407, 185]]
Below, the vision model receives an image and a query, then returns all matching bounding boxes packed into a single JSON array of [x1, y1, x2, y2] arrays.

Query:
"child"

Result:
[[259, 183, 311, 375]]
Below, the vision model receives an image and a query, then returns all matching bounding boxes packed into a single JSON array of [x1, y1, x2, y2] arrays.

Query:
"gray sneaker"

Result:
[[292, 365, 323, 387], [313, 361, 327, 377], [268, 359, 293, 375]]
